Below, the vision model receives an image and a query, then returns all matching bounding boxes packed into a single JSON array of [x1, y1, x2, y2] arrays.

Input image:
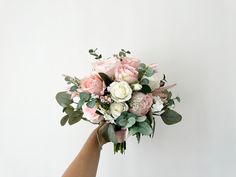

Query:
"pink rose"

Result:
[[80, 72, 105, 95], [82, 105, 103, 123], [115, 129, 126, 143], [114, 64, 138, 83], [92, 58, 121, 78], [129, 92, 153, 116], [121, 57, 140, 69]]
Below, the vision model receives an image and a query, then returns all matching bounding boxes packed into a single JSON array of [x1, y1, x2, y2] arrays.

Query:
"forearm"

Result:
[[62, 129, 101, 177]]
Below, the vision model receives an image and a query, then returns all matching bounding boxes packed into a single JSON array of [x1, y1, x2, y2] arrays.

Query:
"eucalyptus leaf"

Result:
[[138, 63, 146, 70], [129, 122, 153, 135], [56, 91, 73, 107], [70, 85, 78, 92], [145, 67, 155, 77], [102, 124, 117, 143], [161, 109, 182, 125], [86, 98, 97, 108], [140, 78, 149, 85], [77, 99, 85, 110], [63, 106, 74, 115], [79, 92, 91, 101], [176, 96, 181, 102], [141, 85, 152, 94], [68, 111, 83, 125], [60, 115, 69, 126], [115, 112, 136, 128]]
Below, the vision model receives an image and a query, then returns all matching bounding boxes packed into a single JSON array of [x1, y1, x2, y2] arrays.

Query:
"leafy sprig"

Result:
[[89, 48, 102, 59]]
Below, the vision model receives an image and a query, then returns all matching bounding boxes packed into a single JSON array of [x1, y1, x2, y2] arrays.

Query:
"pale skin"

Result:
[[62, 123, 108, 177]]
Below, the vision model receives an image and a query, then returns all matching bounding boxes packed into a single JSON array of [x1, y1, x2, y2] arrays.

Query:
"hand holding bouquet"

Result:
[[56, 49, 182, 154]]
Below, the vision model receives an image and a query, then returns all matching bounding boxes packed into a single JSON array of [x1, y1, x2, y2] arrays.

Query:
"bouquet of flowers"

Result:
[[56, 49, 182, 154]]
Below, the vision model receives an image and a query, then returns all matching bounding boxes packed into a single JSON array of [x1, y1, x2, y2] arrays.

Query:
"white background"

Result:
[[0, 0, 236, 177]]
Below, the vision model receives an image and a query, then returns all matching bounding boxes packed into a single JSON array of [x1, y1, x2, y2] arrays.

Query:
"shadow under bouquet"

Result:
[[56, 49, 182, 154]]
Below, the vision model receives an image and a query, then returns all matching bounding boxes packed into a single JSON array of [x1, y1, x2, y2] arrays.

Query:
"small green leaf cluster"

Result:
[[77, 92, 97, 110], [119, 49, 131, 57], [56, 92, 83, 125], [157, 85, 182, 125], [89, 48, 102, 59], [136, 63, 156, 94]]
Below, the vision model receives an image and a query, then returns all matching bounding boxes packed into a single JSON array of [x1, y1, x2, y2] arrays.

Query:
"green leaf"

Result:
[[129, 122, 153, 136], [60, 115, 69, 126], [115, 112, 136, 128], [70, 85, 78, 92], [102, 124, 117, 143], [119, 51, 126, 57], [79, 92, 91, 101], [140, 78, 149, 85], [145, 67, 155, 77], [63, 106, 74, 115], [141, 85, 152, 94], [56, 91, 73, 107], [88, 49, 94, 53], [167, 91, 172, 99], [136, 133, 141, 143], [161, 109, 182, 125], [86, 98, 97, 108], [176, 96, 181, 102], [98, 72, 112, 86], [95, 54, 102, 59], [68, 111, 83, 125], [163, 74, 167, 82], [77, 99, 85, 110], [138, 63, 146, 71], [168, 99, 175, 107]]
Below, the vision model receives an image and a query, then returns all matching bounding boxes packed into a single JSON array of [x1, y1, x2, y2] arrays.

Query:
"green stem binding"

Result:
[[113, 141, 126, 154]]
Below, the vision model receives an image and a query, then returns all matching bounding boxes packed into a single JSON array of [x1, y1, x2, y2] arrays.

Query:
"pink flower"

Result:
[[80, 72, 105, 96], [92, 58, 121, 78], [115, 129, 126, 143], [82, 105, 103, 123], [115, 64, 138, 83], [129, 92, 153, 116], [121, 57, 140, 69]]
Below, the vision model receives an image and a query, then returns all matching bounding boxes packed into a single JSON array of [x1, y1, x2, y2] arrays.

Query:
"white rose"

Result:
[[153, 96, 164, 112], [110, 102, 128, 118], [131, 83, 142, 91], [143, 73, 160, 91], [108, 81, 132, 102]]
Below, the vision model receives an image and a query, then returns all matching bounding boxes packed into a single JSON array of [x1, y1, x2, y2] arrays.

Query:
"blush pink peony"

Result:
[[121, 57, 140, 69], [129, 92, 153, 116], [80, 72, 105, 95], [92, 58, 121, 78], [114, 64, 138, 83], [82, 104, 103, 123]]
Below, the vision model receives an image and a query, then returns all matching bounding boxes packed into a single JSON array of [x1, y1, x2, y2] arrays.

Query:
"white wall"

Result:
[[0, 0, 236, 177]]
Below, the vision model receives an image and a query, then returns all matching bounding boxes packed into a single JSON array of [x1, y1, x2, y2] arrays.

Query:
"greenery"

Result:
[[56, 91, 73, 107], [119, 49, 131, 57], [88, 48, 102, 59], [129, 121, 153, 136], [161, 109, 182, 125], [115, 112, 137, 128]]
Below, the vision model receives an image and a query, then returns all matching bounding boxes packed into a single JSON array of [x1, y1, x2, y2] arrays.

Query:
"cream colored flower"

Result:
[[131, 83, 142, 91], [108, 81, 132, 102], [110, 102, 128, 118], [153, 96, 164, 112], [143, 73, 160, 91]]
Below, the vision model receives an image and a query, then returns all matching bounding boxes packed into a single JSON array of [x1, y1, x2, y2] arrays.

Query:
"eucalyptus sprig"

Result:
[[89, 48, 102, 59]]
